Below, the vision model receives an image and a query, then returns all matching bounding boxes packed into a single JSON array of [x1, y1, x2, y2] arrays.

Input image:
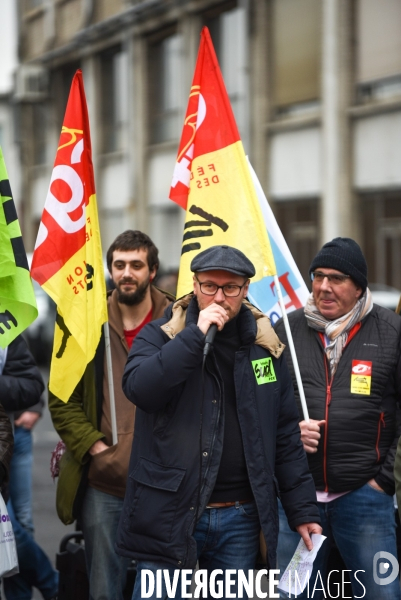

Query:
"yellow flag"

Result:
[[169, 28, 276, 297], [31, 71, 107, 402]]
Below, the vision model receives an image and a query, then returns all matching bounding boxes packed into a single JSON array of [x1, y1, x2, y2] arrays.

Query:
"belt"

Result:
[[206, 500, 251, 509]]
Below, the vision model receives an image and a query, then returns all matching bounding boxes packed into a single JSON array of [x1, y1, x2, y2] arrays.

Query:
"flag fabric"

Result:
[[31, 70, 107, 402], [0, 146, 37, 346], [169, 27, 276, 298], [247, 161, 310, 324]]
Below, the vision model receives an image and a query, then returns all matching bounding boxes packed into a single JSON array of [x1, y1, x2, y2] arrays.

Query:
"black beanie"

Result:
[[309, 238, 368, 293]]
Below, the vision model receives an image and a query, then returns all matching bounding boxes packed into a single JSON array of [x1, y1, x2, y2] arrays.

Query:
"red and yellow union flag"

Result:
[[31, 70, 107, 402], [170, 27, 275, 298]]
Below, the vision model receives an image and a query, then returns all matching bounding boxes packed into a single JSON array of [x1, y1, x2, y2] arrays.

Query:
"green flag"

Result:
[[0, 146, 37, 347]]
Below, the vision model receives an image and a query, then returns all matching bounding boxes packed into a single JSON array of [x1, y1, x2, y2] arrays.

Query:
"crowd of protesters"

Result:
[[1, 232, 401, 600]]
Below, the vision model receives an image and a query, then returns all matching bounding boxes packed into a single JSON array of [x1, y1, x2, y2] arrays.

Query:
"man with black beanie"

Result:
[[275, 237, 401, 600]]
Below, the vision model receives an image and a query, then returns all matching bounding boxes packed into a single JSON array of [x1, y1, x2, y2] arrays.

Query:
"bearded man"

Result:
[[275, 238, 401, 600], [49, 230, 174, 600]]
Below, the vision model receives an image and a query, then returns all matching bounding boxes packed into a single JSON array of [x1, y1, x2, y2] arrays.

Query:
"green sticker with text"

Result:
[[252, 357, 277, 385]]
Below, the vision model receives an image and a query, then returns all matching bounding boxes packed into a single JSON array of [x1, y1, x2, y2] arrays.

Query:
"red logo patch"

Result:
[[351, 360, 372, 376]]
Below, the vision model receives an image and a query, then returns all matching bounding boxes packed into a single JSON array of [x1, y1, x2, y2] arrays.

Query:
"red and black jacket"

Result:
[[275, 304, 401, 496]]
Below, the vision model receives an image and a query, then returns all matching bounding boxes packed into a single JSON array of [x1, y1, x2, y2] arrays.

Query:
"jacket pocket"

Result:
[[126, 458, 186, 544]]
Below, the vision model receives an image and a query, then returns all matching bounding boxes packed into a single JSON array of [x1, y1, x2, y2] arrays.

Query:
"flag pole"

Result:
[[103, 322, 118, 445], [274, 275, 310, 422]]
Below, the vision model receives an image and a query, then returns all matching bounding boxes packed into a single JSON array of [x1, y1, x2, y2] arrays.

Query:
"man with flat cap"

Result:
[[116, 244, 321, 599], [275, 238, 401, 600]]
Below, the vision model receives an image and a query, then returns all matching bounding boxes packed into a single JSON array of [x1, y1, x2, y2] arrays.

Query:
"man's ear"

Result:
[[243, 279, 250, 297]]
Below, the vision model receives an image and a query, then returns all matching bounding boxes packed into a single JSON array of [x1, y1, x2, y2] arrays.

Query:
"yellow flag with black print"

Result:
[[169, 28, 276, 297], [0, 146, 38, 347], [31, 71, 107, 402]]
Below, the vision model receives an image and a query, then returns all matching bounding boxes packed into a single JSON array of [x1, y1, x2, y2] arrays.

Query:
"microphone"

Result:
[[203, 324, 218, 361]]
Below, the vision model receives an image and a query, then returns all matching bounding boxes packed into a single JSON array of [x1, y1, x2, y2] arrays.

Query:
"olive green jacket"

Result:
[[49, 339, 106, 524], [49, 286, 173, 524]]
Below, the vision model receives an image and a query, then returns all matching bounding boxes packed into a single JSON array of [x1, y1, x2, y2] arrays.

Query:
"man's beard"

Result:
[[117, 277, 150, 306]]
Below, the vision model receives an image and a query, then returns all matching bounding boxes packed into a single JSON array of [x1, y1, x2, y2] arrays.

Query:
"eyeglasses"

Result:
[[195, 276, 248, 297], [311, 271, 351, 286]]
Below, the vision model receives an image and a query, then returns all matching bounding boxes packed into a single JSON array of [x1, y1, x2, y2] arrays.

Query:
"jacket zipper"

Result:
[[198, 366, 221, 506], [376, 412, 385, 463], [322, 355, 332, 492]]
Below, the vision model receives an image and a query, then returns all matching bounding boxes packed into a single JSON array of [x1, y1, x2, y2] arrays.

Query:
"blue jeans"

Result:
[[8, 426, 34, 535], [132, 501, 261, 600], [4, 426, 59, 600], [81, 486, 131, 600], [4, 497, 59, 600], [277, 483, 401, 600]]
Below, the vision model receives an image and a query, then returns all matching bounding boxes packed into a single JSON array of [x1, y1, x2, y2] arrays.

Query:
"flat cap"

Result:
[[190, 245, 255, 278]]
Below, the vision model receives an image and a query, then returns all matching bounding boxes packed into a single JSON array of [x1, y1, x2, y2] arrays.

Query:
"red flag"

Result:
[[31, 70, 96, 285], [169, 27, 241, 209]]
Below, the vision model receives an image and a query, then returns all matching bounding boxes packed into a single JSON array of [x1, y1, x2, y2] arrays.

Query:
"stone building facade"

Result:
[[15, 0, 401, 286]]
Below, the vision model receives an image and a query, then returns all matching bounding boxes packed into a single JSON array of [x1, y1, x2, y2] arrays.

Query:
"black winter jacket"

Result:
[[116, 296, 320, 569], [275, 305, 401, 495], [0, 335, 44, 485], [0, 335, 44, 413]]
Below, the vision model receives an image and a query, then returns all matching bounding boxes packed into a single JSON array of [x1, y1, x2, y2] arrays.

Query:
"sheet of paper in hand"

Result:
[[278, 534, 326, 596]]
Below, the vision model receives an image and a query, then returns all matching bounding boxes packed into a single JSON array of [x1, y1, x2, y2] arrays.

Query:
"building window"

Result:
[[148, 31, 183, 145], [272, 0, 322, 110], [32, 103, 47, 165], [100, 47, 127, 153], [205, 1, 247, 139], [362, 193, 401, 289], [275, 199, 319, 286], [356, 0, 401, 102]]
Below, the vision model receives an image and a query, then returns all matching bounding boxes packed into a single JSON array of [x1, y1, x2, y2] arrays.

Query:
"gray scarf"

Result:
[[304, 289, 373, 376]]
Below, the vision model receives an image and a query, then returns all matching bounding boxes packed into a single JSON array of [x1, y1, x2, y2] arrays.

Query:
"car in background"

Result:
[[370, 284, 401, 312]]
